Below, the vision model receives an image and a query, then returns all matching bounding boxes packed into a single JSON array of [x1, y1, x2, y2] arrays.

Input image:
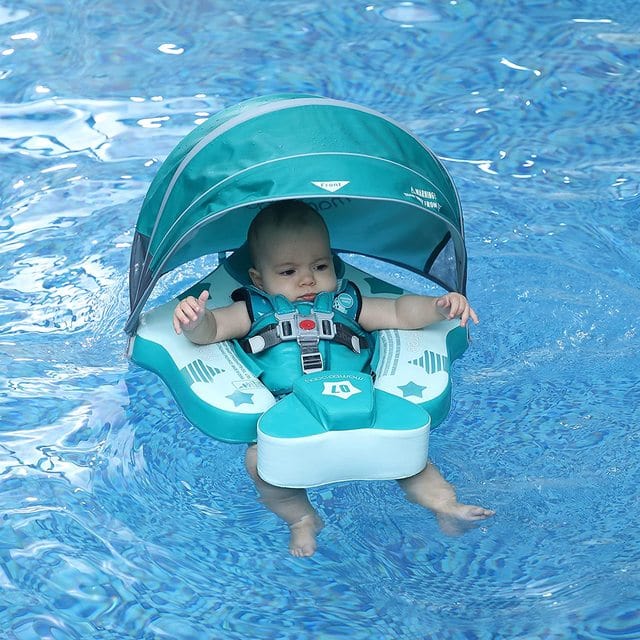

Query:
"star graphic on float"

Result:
[[226, 390, 254, 406], [364, 277, 404, 296], [397, 381, 427, 399]]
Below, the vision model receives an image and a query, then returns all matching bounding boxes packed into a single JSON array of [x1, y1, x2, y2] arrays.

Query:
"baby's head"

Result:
[[247, 200, 337, 302]]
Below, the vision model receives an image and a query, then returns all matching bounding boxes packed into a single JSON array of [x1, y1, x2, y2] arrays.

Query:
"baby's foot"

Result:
[[435, 502, 495, 536], [289, 514, 324, 557]]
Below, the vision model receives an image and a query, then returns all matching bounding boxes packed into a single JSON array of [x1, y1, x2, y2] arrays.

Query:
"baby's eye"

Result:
[[279, 269, 296, 276], [315, 263, 329, 271]]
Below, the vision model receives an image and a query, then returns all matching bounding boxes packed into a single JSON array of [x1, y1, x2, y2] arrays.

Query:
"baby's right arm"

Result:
[[172, 290, 252, 345]]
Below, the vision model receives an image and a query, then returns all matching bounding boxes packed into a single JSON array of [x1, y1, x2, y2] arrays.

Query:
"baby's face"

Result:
[[249, 224, 337, 302]]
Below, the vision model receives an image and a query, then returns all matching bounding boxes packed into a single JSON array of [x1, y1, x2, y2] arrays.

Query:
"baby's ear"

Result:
[[248, 268, 262, 289]]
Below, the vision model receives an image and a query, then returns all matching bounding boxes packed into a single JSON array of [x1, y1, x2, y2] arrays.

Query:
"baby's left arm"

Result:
[[358, 292, 479, 332]]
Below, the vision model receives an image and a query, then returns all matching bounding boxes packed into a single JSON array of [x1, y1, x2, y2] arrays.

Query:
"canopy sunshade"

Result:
[[126, 94, 467, 334]]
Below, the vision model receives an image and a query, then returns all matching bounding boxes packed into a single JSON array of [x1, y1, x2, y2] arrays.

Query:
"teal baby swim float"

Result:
[[125, 94, 470, 488]]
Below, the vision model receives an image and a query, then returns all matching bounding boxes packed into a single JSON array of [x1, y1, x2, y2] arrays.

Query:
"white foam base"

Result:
[[256, 423, 429, 488]]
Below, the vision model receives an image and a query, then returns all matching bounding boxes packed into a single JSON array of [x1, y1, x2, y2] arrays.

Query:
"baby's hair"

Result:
[[247, 200, 328, 267]]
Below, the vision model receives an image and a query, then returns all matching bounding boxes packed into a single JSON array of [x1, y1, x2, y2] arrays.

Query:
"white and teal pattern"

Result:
[[181, 359, 225, 385]]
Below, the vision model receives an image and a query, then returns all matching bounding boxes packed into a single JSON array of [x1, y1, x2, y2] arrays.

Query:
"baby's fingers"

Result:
[[173, 298, 200, 334], [173, 307, 191, 334], [447, 296, 465, 318], [173, 314, 182, 334], [182, 296, 203, 320], [459, 306, 472, 327], [458, 305, 479, 327]]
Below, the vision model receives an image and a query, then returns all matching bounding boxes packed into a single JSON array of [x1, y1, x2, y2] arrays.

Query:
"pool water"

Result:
[[1, 1, 639, 638]]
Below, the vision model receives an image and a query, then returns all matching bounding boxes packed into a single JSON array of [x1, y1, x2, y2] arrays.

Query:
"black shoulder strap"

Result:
[[231, 287, 255, 322]]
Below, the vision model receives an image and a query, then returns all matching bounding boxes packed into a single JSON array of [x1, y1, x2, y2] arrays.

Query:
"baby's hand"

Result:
[[436, 293, 479, 327], [173, 289, 210, 334]]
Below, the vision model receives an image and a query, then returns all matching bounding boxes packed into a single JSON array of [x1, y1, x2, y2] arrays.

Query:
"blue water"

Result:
[[1, 1, 639, 638]]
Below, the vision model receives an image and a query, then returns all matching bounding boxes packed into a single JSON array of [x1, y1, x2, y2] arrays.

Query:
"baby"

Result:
[[173, 200, 494, 556]]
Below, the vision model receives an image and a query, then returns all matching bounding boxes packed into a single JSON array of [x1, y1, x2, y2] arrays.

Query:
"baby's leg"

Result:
[[397, 462, 494, 536], [245, 445, 323, 557]]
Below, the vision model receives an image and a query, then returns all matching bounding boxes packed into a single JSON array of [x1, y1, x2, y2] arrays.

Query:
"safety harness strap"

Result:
[[241, 321, 366, 354], [240, 311, 368, 374], [234, 282, 367, 375]]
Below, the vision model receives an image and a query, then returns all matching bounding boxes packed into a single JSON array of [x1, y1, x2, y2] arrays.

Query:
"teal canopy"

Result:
[[126, 94, 467, 334]]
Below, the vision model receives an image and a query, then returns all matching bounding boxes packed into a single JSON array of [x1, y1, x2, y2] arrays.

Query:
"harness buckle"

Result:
[[274, 311, 337, 342], [299, 338, 324, 374], [275, 310, 336, 374]]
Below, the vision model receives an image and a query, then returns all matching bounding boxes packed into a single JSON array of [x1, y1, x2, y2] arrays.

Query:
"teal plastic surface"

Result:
[[130, 334, 262, 443], [259, 371, 429, 440], [292, 372, 375, 431]]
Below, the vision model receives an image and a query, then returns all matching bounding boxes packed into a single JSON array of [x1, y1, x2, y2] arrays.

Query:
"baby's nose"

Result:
[[299, 269, 315, 284]]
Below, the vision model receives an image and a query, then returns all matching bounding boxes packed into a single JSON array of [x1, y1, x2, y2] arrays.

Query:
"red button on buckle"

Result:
[[299, 319, 316, 331]]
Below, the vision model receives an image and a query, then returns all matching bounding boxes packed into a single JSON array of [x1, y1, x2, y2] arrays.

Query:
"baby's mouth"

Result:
[[298, 293, 316, 301]]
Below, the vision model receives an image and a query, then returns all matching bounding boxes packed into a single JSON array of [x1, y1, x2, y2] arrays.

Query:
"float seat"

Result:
[[256, 371, 430, 488]]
